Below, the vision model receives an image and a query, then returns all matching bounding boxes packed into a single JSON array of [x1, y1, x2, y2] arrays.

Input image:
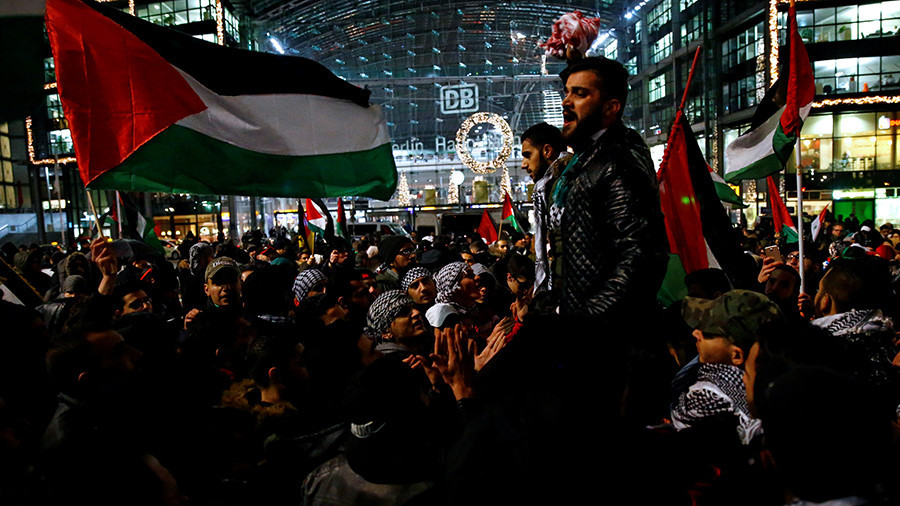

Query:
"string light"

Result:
[[215, 0, 225, 46], [25, 117, 76, 166], [44, 83, 57, 90], [455, 112, 513, 174], [397, 171, 410, 206], [812, 96, 900, 107], [448, 181, 459, 204], [768, 0, 780, 86], [499, 167, 512, 200]]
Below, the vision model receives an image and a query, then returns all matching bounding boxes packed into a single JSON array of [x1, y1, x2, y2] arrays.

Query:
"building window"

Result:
[[635, 20, 642, 43], [647, 0, 672, 33], [680, 0, 698, 11], [794, 1, 900, 43], [651, 32, 672, 64], [46, 94, 67, 131], [625, 56, 639, 76], [649, 73, 667, 102], [137, 0, 216, 27], [0, 123, 16, 209], [813, 55, 900, 95], [681, 13, 703, 45], [722, 75, 764, 114], [799, 112, 898, 173], [604, 39, 618, 60], [721, 22, 764, 70]]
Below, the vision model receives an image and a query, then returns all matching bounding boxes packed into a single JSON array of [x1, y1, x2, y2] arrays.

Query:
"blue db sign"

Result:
[[440, 84, 479, 114]]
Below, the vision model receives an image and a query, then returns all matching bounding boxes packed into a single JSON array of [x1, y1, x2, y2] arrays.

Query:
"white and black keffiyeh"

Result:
[[292, 269, 327, 302], [400, 267, 432, 292], [671, 363, 762, 445], [367, 289, 414, 334], [435, 262, 468, 304]]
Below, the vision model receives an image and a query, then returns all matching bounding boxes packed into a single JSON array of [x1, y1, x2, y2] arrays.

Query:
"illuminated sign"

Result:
[[833, 189, 875, 199], [440, 84, 479, 114]]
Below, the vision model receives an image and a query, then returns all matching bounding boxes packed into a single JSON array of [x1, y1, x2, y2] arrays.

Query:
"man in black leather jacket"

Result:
[[553, 57, 669, 320]]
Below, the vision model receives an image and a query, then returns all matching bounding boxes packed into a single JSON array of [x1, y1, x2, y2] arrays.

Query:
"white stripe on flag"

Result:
[[175, 69, 391, 157], [724, 105, 786, 177]]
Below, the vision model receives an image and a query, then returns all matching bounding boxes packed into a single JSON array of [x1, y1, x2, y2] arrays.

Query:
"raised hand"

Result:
[[475, 317, 512, 372], [430, 324, 475, 400], [757, 255, 784, 284]]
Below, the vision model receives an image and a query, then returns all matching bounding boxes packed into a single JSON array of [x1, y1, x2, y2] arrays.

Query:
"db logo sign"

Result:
[[440, 84, 479, 114]]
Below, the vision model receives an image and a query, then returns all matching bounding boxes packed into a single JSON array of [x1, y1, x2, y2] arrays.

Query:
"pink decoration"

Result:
[[538, 11, 602, 59]]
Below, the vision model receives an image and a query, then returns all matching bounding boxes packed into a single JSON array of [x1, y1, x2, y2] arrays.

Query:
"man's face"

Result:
[[387, 305, 427, 341], [460, 252, 475, 265], [459, 268, 481, 300], [299, 252, 310, 263], [764, 269, 797, 303], [562, 70, 614, 145], [496, 240, 509, 254], [87, 330, 141, 378], [348, 279, 376, 311], [521, 139, 549, 182], [393, 243, 416, 270], [407, 276, 437, 305], [832, 225, 845, 237], [205, 270, 241, 307], [506, 273, 531, 298], [693, 329, 737, 365], [121, 289, 153, 315]]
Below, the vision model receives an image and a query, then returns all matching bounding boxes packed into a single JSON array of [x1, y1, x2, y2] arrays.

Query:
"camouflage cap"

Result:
[[682, 289, 783, 349]]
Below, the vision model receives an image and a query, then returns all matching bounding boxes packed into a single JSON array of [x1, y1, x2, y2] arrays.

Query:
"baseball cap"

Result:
[[682, 289, 783, 349], [205, 257, 240, 281], [425, 303, 459, 328]]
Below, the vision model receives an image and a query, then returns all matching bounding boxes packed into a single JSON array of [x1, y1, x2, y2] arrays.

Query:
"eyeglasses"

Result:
[[398, 248, 416, 256], [787, 253, 800, 260], [127, 297, 152, 310]]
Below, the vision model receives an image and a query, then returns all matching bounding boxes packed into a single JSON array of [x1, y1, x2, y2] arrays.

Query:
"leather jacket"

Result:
[[560, 122, 669, 317]]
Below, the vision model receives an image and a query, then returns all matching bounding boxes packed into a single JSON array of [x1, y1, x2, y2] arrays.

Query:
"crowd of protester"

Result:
[[1, 210, 900, 505]]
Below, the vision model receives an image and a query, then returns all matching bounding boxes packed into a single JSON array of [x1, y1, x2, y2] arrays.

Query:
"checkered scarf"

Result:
[[367, 290, 414, 334], [292, 268, 327, 302], [435, 261, 467, 304], [400, 267, 432, 292]]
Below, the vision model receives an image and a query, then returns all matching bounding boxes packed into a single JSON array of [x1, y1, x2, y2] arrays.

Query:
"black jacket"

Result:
[[560, 122, 669, 318]]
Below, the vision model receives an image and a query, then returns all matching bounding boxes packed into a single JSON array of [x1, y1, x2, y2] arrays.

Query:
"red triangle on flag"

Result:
[[501, 193, 514, 220], [478, 210, 498, 243], [305, 198, 324, 220], [46, 0, 207, 186]]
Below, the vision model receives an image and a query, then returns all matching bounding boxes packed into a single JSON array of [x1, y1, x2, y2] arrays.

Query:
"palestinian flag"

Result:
[[710, 170, 745, 208], [335, 198, 350, 241], [657, 112, 748, 305], [0, 0, 46, 121], [297, 204, 315, 255], [811, 204, 829, 241], [724, 3, 814, 183], [767, 176, 799, 243], [477, 209, 498, 243], [45, 0, 397, 199], [305, 198, 327, 236], [501, 192, 522, 233]]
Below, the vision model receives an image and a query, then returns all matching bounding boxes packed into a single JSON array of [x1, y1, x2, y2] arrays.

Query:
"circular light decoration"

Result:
[[455, 112, 514, 174], [450, 170, 465, 186]]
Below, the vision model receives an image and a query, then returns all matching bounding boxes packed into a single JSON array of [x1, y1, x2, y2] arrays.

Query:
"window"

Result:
[[793, 1, 900, 43], [651, 32, 672, 64], [604, 39, 618, 60], [46, 94, 67, 131], [625, 57, 639, 76], [649, 73, 667, 102], [680, 0, 698, 11], [681, 13, 703, 45], [0, 123, 15, 208], [635, 20, 642, 43], [721, 22, 764, 69], [137, 0, 215, 28], [799, 112, 898, 173], [722, 75, 763, 114], [647, 0, 672, 33], [813, 55, 900, 95]]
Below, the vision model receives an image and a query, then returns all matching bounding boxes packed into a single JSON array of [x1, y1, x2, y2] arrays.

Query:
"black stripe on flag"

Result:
[[84, 0, 371, 106]]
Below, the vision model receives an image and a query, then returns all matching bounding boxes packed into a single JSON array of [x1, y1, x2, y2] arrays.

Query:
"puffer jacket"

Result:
[[560, 122, 669, 317]]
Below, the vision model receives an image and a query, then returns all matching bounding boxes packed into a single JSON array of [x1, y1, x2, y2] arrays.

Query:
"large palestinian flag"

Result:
[[767, 176, 799, 243], [45, 0, 397, 199], [724, 3, 814, 183]]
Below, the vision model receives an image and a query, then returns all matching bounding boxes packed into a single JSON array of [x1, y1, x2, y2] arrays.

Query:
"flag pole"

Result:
[[790, 0, 806, 294], [660, 46, 702, 174], [85, 189, 103, 238], [115, 190, 123, 239]]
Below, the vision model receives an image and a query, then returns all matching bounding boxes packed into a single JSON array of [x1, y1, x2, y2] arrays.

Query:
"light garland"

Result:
[[768, 0, 780, 86], [25, 117, 76, 166], [812, 96, 900, 107], [128, 0, 135, 15], [44, 82, 57, 90], [215, 0, 225, 46], [448, 181, 459, 204], [499, 167, 512, 200], [397, 171, 410, 206], [455, 112, 514, 174]]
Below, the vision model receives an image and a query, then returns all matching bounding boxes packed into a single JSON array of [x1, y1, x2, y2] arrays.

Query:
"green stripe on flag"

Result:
[[89, 125, 398, 200], [772, 124, 798, 165], [782, 225, 799, 243], [724, 152, 784, 183], [657, 253, 689, 307]]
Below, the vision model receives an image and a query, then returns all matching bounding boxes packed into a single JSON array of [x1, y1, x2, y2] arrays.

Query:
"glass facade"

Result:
[[799, 111, 898, 173], [813, 55, 900, 95], [797, 1, 900, 43]]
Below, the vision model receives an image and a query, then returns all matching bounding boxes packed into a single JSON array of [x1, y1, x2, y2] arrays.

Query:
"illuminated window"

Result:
[[651, 32, 672, 64], [647, 0, 672, 33], [681, 13, 703, 45], [603, 39, 618, 60], [813, 55, 900, 95], [792, 1, 900, 43], [649, 73, 667, 102], [721, 22, 764, 69]]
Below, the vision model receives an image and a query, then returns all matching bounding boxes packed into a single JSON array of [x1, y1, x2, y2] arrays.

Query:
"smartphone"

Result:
[[764, 245, 782, 263]]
